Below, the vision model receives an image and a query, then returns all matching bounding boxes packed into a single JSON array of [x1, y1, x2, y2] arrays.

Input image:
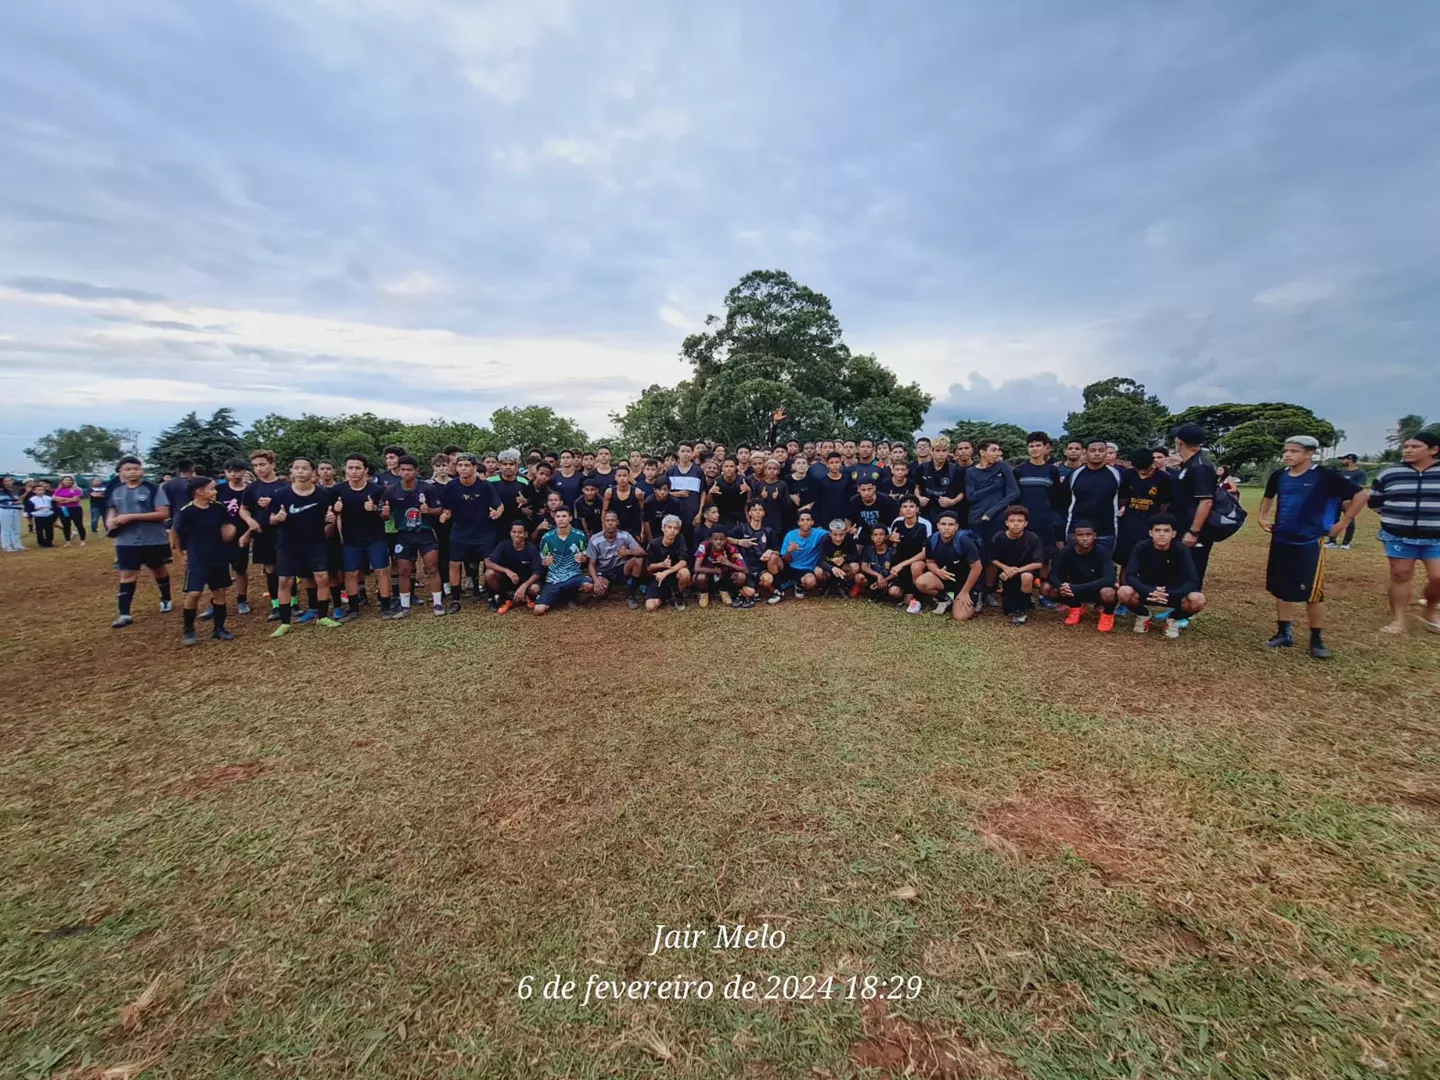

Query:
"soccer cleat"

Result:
[[672, 595, 686, 610], [391, 605, 410, 620], [1064, 605, 1084, 626], [159, 600, 173, 614], [1133, 617, 1150, 634], [198, 606, 214, 620], [317, 616, 342, 628], [933, 597, 951, 615], [1310, 642, 1333, 659], [768, 592, 784, 605], [1175, 617, 1191, 629], [985, 592, 1001, 609], [182, 629, 199, 647], [267, 607, 283, 622], [446, 599, 462, 615], [1114, 604, 1131, 617], [1164, 620, 1182, 639], [1037, 596, 1058, 610], [111, 614, 134, 629], [1011, 613, 1028, 625], [236, 600, 251, 615], [626, 596, 640, 609], [718, 590, 733, 606], [698, 592, 709, 608], [296, 610, 319, 625], [1264, 632, 1294, 648], [793, 588, 806, 600], [271, 623, 292, 638], [497, 599, 514, 615], [212, 628, 235, 641], [905, 599, 922, 614], [488, 596, 501, 612], [381, 605, 396, 621], [1097, 611, 1115, 633], [432, 601, 445, 616], [1341, 544, 1351, 550], [849, 582, 863, 599]]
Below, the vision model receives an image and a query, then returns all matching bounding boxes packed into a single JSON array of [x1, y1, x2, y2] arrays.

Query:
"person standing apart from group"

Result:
[[0, 476, 25, 552], [1369, 431, 1440, 635]]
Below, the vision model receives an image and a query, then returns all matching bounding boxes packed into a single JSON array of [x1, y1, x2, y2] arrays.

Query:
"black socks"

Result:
[[118, 581, 136, 615], [157, 577, 172, 602]]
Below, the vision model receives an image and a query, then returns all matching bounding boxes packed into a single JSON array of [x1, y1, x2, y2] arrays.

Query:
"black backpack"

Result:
[[1203, 482, 1247, 543]]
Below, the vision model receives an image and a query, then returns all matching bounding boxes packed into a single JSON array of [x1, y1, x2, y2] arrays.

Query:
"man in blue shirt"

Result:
[[1327, 454, 1370, 549], [1258, 436, 1368, 658]]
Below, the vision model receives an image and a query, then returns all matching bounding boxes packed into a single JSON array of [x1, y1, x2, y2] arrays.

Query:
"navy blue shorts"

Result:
[[116, 544, 171, 571], [277, 543, 329, 580], [392, 533, 438, 561], [448, 537, 492, 565], [186, 563, 232, 593], [343, 540, 390, 573], [536, 577, 587, 607]]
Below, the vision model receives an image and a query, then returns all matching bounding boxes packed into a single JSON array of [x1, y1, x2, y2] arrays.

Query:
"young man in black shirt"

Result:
[[333, 454, 398, 619], [242, 449, 288, 621], [735, 500, 783, 603], [703, 457, 751, 530], [170, 476, 237, 646], [386, 455, 446, 617], [644, 514, 692, 610], [848, 479, 898, 541], [989, 505, 1046, 624], [750, 458, 789, 536], [1119, 514, 1207, 637], [914, 510, 982, 621], [880, 460, 914, 506], [890, 495, 933, 614], [269, 457, 342, 635], [603, 462, 645, 537], [210, 457, 254, 617], [815, 517, 863, 597], [439, 452, 500, 615], [860, 524, 903, 602], [1062, 439, 1123, 563], [917, 436, 963, 525], [812, 452, 853, 530], [572, 477, 605, 535], [1044, 520, 1119, 631], [484, 519, 544, 613], [1170, 423, 1218, 592]]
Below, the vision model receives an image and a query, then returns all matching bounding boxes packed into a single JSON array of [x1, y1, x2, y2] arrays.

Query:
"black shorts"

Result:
[[186, 563, 233, 593], [251, 532, 278, 566], [277, 542, 329, 580], [1267, 539, 1325, 604], [392, 533, 438, 561], [596, 565, 626, 584], [228, 544, 250, 575], [116, 544, 171, 571], [449, 538, 492, 565], [326, 536, 345, 575]]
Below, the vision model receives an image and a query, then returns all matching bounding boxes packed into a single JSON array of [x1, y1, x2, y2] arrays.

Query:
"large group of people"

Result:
[[5, 417, 1437, 657]]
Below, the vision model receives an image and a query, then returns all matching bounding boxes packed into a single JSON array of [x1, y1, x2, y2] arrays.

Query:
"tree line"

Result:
[[20, 268, 1404, 479]]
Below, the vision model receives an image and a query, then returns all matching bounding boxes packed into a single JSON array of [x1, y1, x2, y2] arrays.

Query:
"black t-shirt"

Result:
[[1051, 543, 1115, 589], [1119, 468, 1174, 518], [488, 477, 533, 528], [162, 476, 193, 522], [989, 529, 1045, 569], [171, 502, 230, 566], [734, 523, 776, 568], [812, 473, 853, 527], [242, 478, 287, 530], [848, 493, 898, 535], [606, 486, 644, 536], [273, 484, 330, 550], [891, 518, 932, 564], [215, 482, 248, 535], [848, 461, 885, 488], [589, 468, 617, 492], [551, 470, 586, 509], [333, 481, 387, 545], [1014, 461, 1064, 524], [646, 535, 690, 568], [927, 531, 981, 579], [488, 539, 542, 578], [788, 474, 816, 514], [572, 494, 605, 535], [863, 544, 896, 575], [1065, 465, 1122, 536], [880, 474, 915, 505], [443, 477, 499, 541], [642, 495, 678, 540], [917, 460, 962, 500], [385, 479, 440, 535], [819, 534, 861, 566], [1171, 453, 1219, 536], [707, 476, 750, 523]]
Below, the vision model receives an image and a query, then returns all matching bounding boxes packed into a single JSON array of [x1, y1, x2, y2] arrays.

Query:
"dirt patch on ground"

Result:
[[176, 761, 264, 793], [1391, 789, 1440, 816], [981, 793, 1144, 882], [849, 1000, 1019, 1079]]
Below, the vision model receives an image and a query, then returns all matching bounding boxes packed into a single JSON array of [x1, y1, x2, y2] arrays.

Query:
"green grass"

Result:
[[2, 507, 1438, 1079]]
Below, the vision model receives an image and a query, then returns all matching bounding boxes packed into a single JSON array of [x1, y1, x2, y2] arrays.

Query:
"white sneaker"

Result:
[[933, 598, 951, 615], [1341, 544, 1351, 550], [766, 592, 783, 605], [906, 599, 922, 615], [1164, 620, 1181, 639], [1133, 618, 1150, 634], [159, 600, 173, 613]]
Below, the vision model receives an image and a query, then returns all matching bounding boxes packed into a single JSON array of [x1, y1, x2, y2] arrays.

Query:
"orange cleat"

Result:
[[1064, 604, 1084, 626], [496, 600, 513, 615], [1097, 611, 1115, 633], [849, 582, 862, 598]]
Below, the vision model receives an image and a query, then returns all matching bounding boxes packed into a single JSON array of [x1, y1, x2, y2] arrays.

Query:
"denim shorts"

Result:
[[1378, 529, 1440, 561]]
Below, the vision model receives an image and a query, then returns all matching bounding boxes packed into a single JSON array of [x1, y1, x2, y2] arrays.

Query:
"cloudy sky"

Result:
[[2, 0, 1437, 468]]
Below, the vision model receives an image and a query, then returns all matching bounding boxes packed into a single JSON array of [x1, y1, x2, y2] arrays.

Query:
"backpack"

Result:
[[1203, 482, 1247, 543]]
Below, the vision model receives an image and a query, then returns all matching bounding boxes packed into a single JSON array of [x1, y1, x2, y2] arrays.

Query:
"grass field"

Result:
[[3, 502, 1439, 1079]]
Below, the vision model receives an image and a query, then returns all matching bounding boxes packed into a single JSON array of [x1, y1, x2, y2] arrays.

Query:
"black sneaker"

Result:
[[446, 599, 462, 616], [212, 628, 235, 641], [182, 629, 199, 647], [267, 607, 282, 622], [488, 596, 501, 611], [1310, 642, 1333, 660], [381, 604, 396, 621], [625, 596, 640, 610], [1264, 632, 1294, 648], [672, 595, 686, 610]]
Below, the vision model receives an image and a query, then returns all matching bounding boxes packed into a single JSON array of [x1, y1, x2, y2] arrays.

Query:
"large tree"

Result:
[[612, 270, 930, 450], [1167, 402, 1339, 471], [24, 424, 137, 474], [487, 405, 588, 453], [1063, 377, 1170, 452], [149, 409, 246, 473]]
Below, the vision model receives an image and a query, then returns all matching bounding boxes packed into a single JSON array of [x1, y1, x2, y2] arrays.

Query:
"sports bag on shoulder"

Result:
[[1203, 483, 1246, 543]]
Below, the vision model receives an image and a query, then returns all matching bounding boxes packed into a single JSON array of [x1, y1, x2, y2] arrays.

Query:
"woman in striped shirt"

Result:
[[1369, 431, 1440, 634]]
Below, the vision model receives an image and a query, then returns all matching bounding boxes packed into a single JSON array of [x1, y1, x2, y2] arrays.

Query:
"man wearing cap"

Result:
[[1327, 454, 1369, 549], [1257, 436, 1368, 658], [1169, 423, 1218, 590]]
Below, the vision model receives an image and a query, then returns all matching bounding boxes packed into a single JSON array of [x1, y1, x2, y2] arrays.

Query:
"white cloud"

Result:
[[381, 270, 447, 297], [1253, 280, 1335, 309]]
